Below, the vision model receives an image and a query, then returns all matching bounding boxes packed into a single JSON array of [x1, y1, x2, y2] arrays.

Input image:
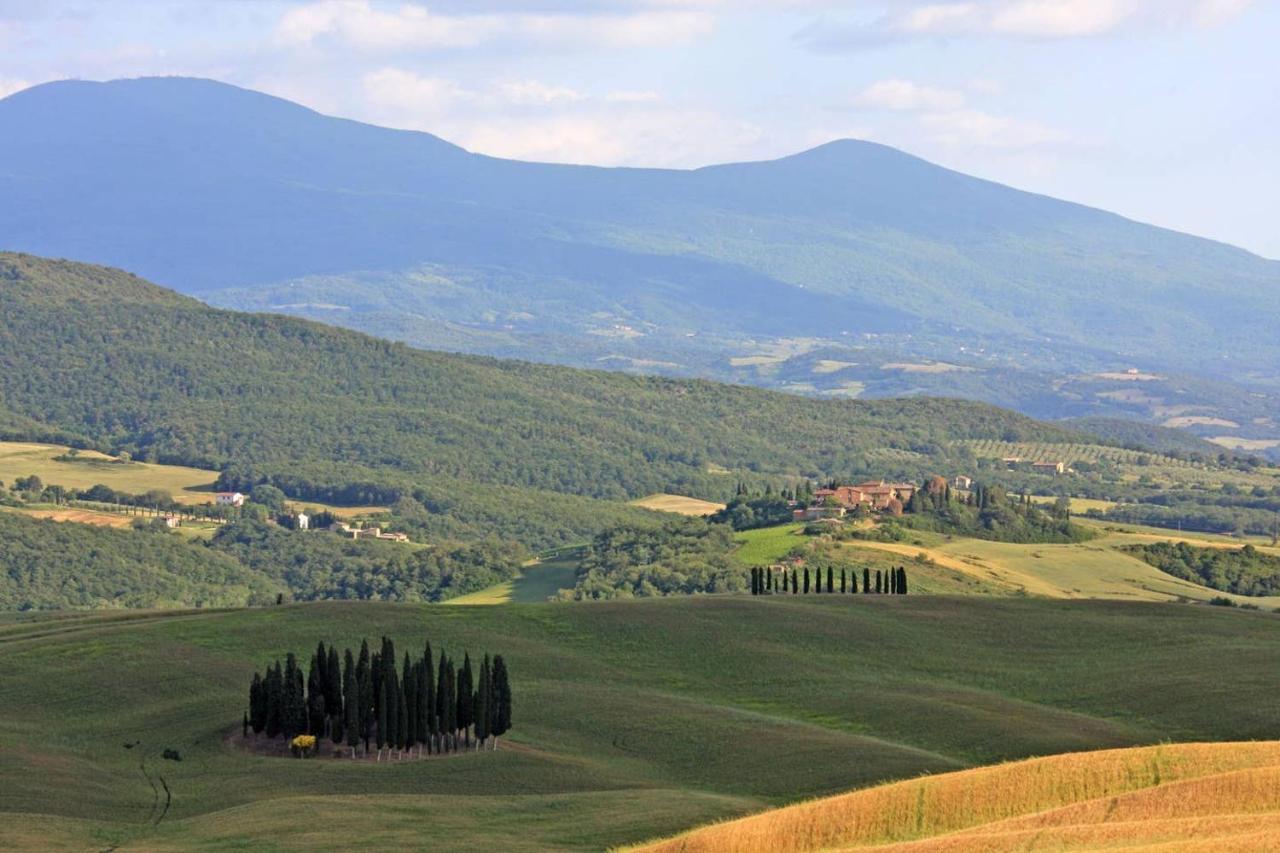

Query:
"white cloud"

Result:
[[1191, 0, 1255, 27], [356, 67, 755, 167], [605, 89, 662, 103], [275, 1, 714, 52], [988, 0, 1140, 37], [443, 110, 764, 167], [276, 1, 502, 50], [363, 67, 474, 116], [797, 0, 1256, 48], [0, 77, 31, 99], [853, 78, 966, 111], [898, 3, 981, 33], [918, 108, 1066, 148], [498, 79, 586, 106]]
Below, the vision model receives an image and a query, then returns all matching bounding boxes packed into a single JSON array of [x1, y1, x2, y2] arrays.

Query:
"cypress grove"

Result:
[[744, 567, 907, 597], [245, 636, 512, 759]]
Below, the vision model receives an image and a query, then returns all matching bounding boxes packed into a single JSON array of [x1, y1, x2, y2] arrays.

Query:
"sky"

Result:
[[1, 0, 1277, 258]]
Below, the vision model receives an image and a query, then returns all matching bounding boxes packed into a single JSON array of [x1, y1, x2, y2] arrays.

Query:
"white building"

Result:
[[215, 492, 246, 507], [295, 512, 310, 530]]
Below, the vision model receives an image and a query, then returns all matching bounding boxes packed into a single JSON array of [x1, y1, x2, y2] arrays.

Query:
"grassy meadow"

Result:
[[632, 741, 1280, 852], [629, 494, 726, 517], [0, 441, 218, 503], [3, 596, 1280, 850]]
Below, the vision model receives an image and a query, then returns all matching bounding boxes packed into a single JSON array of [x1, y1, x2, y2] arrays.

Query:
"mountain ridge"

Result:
[[2, 77, 1277, 455]]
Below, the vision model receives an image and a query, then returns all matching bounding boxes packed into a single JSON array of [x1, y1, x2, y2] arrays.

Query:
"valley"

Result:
[[2, 597, 1279, 851], [0, 70, 1277, 852]]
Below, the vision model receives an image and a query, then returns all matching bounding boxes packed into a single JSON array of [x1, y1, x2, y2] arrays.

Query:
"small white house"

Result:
[[295, 512, 310, 530], [215, 492, 246, 507]]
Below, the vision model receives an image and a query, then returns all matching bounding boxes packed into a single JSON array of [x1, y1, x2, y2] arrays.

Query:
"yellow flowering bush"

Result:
[[290, 734, 317, 757]]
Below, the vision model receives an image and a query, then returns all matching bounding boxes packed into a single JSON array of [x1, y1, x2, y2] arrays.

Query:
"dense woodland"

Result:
[[0, 508, 525, 609], [210, 521, 525, 602], [564, 519, 743, 600], [0, 253, 1092, 553], [246, 637, 511, 758], [898, 479, 1090, 544], [1125, 541, 1280, 597], [0, 511, 281, 609], [1092, 493, 1280, 539]]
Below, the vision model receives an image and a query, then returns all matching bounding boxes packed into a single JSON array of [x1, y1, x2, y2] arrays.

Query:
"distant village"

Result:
[[792, 460, 1067, 523], [173, 491, 412, 542]]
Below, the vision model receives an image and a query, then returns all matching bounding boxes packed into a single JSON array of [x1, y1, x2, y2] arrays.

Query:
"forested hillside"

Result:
[[0, 511, 280, 609], [0, 252, 1082, 548]]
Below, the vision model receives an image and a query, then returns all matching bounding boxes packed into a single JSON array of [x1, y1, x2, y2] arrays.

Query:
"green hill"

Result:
[[4, 78, 1278, 452], [1, 597, 1278, 850], [0, 252, 1081, 550]]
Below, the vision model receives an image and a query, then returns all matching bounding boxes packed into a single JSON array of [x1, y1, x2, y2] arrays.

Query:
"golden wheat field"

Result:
[[628, 742, 1280, 853], [630, 493, 727, 516]]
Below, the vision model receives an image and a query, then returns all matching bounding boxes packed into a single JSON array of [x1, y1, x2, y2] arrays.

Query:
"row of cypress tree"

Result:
[[245, 637, 511, 759], [749, 565, 908, 595]]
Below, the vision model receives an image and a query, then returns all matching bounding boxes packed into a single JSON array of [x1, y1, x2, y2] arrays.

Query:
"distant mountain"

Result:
[[0, 251, 1082, 549], [2, 77, 1278, 452]]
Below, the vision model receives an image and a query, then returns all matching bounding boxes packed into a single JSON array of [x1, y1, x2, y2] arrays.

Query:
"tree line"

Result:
[[749, 565, 907, 596], [246, 636, 512, 759]]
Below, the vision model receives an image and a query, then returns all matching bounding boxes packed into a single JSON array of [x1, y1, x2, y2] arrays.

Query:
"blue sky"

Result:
[[1, 0, 1276, 258]]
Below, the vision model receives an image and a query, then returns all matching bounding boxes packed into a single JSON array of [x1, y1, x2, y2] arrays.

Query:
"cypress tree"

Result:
[[314, 641, 328, 704], [344, 651, 359, 754], [803, 567, 810, 594], [325, 645, 342, 730], [424, 644, 437, 753], [444, 659, 458, 751], [850, 570, 858, 594], [265, 661, 283, 738], [474, 654, 491, 750], [416, 661, 429, 752], [766, 566, 773, 593], [249, 672, 266, 734], [386, 669, 400, 754], [357, 640, 373, 754], [492, 655, 512, 747], [396, 675, 409, 752], [875, 570, 882, 594], [792, 568, 798, 594], [899, 567, 908, 595], [827, 566, 834, 593], [782, 570, 789, 592], [307, 652, 325, 736], [458, 654, 475, 747], [376, 672, 389, 752], [403, 653, 417, 750], [863, 568, 870, 594], [841, 568, 847, 594]]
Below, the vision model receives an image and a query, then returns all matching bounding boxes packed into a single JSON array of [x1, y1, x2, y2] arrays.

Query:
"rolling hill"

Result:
[[0, 251, 1080, 550], [632, 741, 1280, 852], [2, 597, 1279, 850], [2, 77, 1278, 450]]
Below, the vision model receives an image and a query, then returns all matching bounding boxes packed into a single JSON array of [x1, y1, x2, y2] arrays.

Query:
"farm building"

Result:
[[214, 491, 246, 507], [295, 512, 309, 530], [952, 475, 973, 490], [1032, 461, 1066, 475]]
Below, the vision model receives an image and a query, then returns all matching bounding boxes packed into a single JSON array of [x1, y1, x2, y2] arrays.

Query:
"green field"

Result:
[[446, 554, 582, 605], [731, 523, 807, 566], [2, 597, 1280, 850], [0, 441, 218, 503], [832, 524, 1280, 606]]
